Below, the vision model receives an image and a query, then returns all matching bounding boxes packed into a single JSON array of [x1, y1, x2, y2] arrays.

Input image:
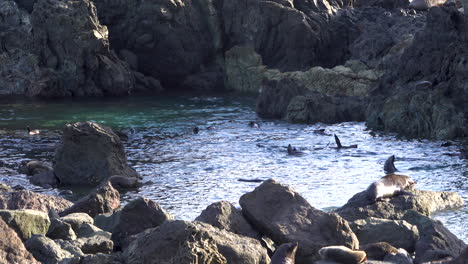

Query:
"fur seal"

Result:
[[287, 144, 305, 156], [383, 155, 398, 175], [249, 121, 260, 128], [271, 242, 298, 264], [27, 126, 40, 135], [332, 134, 357, 149], [193, 126, 200, 134], [361, 242, 399, 260], [318, 245, 367, 264], [366, 174, 416, 201], [237, 178, 263, 183]]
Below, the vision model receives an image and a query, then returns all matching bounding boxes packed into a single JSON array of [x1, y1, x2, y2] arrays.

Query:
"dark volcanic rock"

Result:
[[402, 210, 467, 263], [54, 122, 139, 186], [111, 197, 173, 250], [335, 188, 464, 222], [29, 0, 134, 97], [195, 201, 260, 239], [239, 179, 359, 263], [0, 217, 39, 264], [0, 190, 72, 213], [366, 6, 468, 140], [60, 181, 120, 218], [123, 220, 270, 264]]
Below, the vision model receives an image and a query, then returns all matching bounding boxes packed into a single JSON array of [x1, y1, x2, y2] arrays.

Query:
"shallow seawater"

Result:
[[0, 94, 466, 242]]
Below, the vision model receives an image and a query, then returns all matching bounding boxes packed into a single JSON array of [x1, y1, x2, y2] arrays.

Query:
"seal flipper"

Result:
[[384, 155, 397, 174], [334, 134, 342, 148]]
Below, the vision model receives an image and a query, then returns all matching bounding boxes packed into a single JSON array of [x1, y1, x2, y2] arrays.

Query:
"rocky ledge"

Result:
[[0, 177, 465, 264]]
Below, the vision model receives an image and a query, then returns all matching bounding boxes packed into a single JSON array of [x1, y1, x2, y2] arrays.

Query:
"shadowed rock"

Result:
[[0, 218, 39, 263], [60, 181, 120, 218], [239, 179, 359, 263]]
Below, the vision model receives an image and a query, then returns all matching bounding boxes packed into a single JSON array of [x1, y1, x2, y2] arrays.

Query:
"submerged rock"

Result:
[[54, 122, 139, 186], [0, 190, 72, 213], [0, 209, 50, 240], [239, 179, 359, 263], [60, 181, 120, 218], [123, 220, 270, 264], [0, 217, 39, 264]]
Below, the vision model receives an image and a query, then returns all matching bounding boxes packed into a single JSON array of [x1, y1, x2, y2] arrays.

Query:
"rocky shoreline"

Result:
[[1, 0, 466, 140], [0, 121, 466, 263]]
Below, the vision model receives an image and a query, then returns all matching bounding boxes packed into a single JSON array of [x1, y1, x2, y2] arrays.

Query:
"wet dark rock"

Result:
[[366, 6, 468, 140], [123, 220, 270, 264], [108, 175, 141, 191], [195, 201, 261, 239], [239, 179, 359, 263], [80, 253, 123, 264], [0, 190, 72, 213], [54, 122, 139, 186], [46, 218, 76, 241], [402, 210, 466, 264], [94, 211, 121, 233], [111, 197, 173, 250], [77, 223, 111, 239], [0, 217, 39, 263], [72, 235, 113, 254], [350, 217, 419, 252], [60, 181, 120, 218], [335, 189, 464, 222]]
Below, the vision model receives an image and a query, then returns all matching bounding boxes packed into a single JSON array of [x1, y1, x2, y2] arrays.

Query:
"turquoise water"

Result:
[[0, 94, 466, 243]]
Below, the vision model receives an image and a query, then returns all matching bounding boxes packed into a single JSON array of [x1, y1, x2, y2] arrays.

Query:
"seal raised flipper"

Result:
[[334, 134, 343, 148], [384, 155, 397, 174], [271, 242, 298, 264]]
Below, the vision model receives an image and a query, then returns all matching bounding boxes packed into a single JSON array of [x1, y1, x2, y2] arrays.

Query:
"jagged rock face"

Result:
[[54, 122, 139, 186], [239, 179, 359, 263], [29, 0, 134, 97], [366, 6, 468, 140], [123, 220, 270, 264], [0, 218, 39, 264], [92, 0, 222, 89]]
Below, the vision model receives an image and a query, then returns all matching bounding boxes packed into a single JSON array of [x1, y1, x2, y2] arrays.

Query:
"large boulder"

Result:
[[239, 179, 359, 263], [195, 201, 260, 239], [54, 122, 139, 186], [46, 218, 77, 241], [61, 213, 94, 233], [335, 189, 465, 222], [111, 197, 173, 249], [72, 235, 113, 255], [0, 209, 50, 240], [402, 210, 467, 263], [123, 220, 270, 264], [366, 6, 468, 140], [0, 190, 72, 213], [351, 217, 419, 252], [0, 218, 39, 264], [60, 181, 120, 217]]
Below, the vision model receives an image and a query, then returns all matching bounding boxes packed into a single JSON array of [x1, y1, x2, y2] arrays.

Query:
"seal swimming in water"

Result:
[[332, 134, 357, 149], [366, 174, 416, 201], [27, 126, 40, 135], [287, 144, 305, 156], [193, 126, 200, 134], [318, 245, 367, 264], [271, 242, 298, 264], [249, 121, 260, 128]]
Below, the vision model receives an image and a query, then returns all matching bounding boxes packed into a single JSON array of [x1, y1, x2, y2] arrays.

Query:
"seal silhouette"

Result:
[[271, 242, 298, 264]]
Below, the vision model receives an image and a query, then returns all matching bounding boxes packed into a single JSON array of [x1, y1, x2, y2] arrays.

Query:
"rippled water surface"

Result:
[[0, 94, 466, 242]]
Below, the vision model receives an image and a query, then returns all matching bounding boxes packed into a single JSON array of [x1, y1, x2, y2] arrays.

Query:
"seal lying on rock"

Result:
[[318, 245, 367, 264], [361, 242, 399, 260], [271, 242, 298, 264], [366, 174, 416, 201], [332, 134, 357, 149]]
